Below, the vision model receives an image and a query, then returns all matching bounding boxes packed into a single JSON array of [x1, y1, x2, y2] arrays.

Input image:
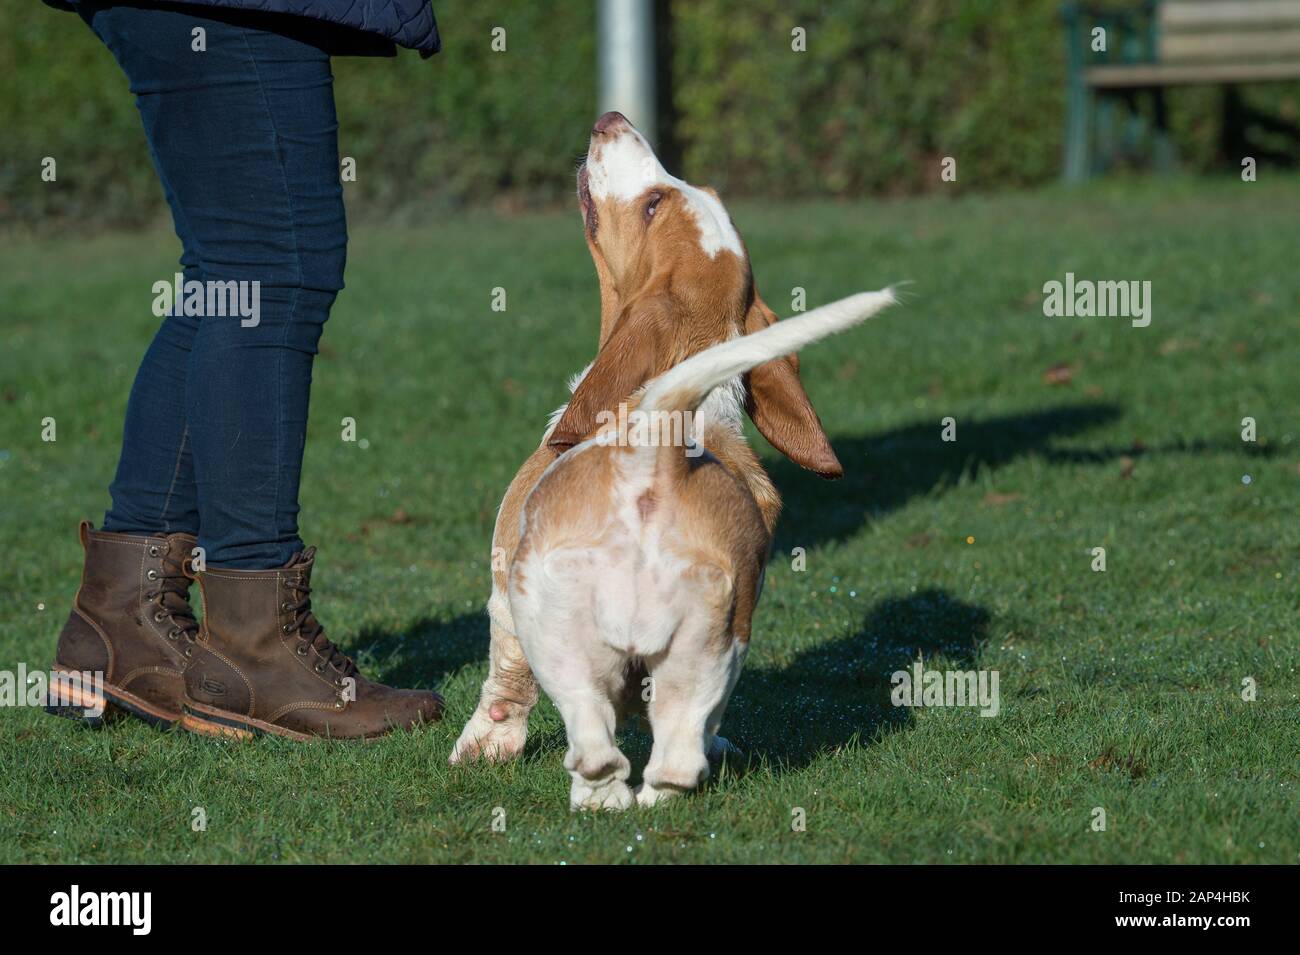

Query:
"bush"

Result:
[[672, 0, 1067, 196], [2, 0, 1297, 231]]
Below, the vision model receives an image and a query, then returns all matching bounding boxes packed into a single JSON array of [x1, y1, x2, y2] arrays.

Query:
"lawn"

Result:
[[1, 179, 1297, 863]]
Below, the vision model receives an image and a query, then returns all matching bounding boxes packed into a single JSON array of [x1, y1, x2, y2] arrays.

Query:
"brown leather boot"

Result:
[[49, 521, 199, 728], [180, 547, 443, 740]]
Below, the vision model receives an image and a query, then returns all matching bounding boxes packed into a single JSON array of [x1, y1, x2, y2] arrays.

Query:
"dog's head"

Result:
[[550, 111, 843, 478]]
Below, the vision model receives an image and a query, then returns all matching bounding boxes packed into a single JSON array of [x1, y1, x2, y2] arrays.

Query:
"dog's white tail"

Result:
[[639, 288, 897, 419]]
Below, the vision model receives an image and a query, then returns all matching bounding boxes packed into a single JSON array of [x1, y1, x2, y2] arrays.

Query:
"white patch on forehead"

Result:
[[587, 129, 743, 260]]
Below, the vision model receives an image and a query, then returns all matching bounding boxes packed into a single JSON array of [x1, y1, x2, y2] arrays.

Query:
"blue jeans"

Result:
[[76, 1, 348, 568]]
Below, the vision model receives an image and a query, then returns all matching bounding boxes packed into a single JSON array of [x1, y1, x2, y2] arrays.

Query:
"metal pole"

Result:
[[597, 0, 657, 145]]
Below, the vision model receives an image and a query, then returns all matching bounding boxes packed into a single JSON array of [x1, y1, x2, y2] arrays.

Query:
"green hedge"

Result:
[[672, 0, 1068, 196], [2, 0, 1297, 231]]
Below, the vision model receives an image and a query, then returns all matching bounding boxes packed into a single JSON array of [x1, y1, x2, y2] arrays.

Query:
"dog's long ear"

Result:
[[743, 292, 844, 479], [548, 299, 670, 451]]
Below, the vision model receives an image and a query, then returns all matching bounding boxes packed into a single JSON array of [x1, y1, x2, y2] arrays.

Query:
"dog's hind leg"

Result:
[[554, 670, 634, 812], [527, 621, 634, 812], [511, 546, 635, 811], [450, 589, 538, 764], [637, 620, 747, 808]]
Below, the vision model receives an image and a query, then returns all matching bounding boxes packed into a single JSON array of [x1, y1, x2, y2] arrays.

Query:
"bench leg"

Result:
[[1065, 79, 1092, 183], [1096, 93, 1120, 174]]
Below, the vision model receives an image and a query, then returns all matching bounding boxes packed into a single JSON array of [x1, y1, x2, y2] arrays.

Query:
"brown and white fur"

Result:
[[449, 111, 895, 810]]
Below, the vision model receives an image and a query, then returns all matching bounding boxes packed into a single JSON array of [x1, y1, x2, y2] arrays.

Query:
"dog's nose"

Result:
[[592, 110, 630, 137]]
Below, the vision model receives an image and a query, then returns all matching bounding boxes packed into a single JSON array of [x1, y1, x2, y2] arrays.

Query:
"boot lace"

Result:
[[286, 580, 357, 680], [148, 568, 200, 643]]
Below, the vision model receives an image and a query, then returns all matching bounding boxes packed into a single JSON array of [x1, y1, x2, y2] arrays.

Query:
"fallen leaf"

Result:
[[1159, 337, 1198, 355], [1089, 750, 1146, 779], [982, 492, 1022, 507], [1042, 363, 1074, 385]]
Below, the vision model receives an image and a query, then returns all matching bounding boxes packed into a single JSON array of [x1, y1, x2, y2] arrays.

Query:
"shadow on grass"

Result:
[[770, 401, 1276, 554], [770, 402, 1123, 552], [718, 588, 991, 776], [349, 612, 487, 691]]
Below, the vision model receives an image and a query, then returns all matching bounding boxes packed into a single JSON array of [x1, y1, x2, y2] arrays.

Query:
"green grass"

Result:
[[1, 179, 1298, 863]]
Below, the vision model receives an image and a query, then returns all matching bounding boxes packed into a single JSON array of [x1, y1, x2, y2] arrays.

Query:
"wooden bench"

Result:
[[1062, 0, 1300, 180]]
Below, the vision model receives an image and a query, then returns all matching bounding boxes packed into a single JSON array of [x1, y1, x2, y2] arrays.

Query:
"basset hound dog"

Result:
[[450, 111, 895, 810]]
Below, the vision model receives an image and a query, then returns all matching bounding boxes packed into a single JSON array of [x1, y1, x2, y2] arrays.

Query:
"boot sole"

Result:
[[45, 667, 180, 731], [179, 698, 436, 742], [180, 699, 319, 742]]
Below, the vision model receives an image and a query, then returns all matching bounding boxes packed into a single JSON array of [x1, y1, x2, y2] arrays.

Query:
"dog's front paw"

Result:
[[634, 781, 686, 807], [449, 703, 528, 764], [571, 778, 635, 812]]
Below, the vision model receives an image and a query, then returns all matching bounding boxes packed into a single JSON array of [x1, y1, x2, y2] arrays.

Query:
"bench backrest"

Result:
[[1160, 1, 1300, 64]]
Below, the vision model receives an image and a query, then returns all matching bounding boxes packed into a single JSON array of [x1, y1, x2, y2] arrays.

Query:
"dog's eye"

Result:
[[645, 192, 662, 221]]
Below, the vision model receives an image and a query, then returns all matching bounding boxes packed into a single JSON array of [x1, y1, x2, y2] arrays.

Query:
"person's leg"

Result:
[[101, 300, 202, 538], [86, 12, 203, 538], [178, 20, 347, 568], [82, 0, 347, 569], [64, 1, 441, 737]]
